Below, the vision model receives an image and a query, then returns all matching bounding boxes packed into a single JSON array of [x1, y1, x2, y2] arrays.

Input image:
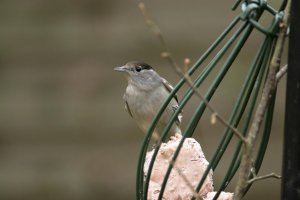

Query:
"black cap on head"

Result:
[[127, 61, 153, 70]]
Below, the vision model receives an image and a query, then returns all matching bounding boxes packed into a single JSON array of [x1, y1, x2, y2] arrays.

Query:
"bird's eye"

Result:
[[136, 66, 142, 72]]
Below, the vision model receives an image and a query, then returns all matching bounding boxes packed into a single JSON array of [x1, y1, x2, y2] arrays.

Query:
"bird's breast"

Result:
[[125, 85, 166, 117]]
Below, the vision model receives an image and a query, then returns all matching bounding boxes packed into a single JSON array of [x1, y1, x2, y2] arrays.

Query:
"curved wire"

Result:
[[212, 36, 275, 200]]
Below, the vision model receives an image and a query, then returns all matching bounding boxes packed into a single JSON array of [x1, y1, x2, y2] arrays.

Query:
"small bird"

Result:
[[114, 61, 182, 136]]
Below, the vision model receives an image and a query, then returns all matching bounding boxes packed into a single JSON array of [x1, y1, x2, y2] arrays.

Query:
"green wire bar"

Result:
[[136, 0, 287, 199]]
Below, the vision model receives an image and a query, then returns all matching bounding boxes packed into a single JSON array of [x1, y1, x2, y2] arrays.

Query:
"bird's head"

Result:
[[114, 61, 161, 89]]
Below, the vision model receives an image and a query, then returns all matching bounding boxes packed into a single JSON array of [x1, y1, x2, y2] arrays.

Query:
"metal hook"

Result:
[[239, 2, 260, 20]]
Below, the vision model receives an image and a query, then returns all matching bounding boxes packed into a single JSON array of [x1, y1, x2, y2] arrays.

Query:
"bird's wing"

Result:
[[161, 78, 183, 125], [124, 95, 133, 118], [161, 78, 178, 102]]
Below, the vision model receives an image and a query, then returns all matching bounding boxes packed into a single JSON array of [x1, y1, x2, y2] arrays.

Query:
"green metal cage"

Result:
[[136, 0, 288, 199]]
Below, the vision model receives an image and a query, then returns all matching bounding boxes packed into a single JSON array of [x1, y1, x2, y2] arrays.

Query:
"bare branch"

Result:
[[248, 173, 281, 184], [164, 53, 247, 142], [233, 1, 291, 199], [138, 2, 246, 143], [276, 64, 288, 82]]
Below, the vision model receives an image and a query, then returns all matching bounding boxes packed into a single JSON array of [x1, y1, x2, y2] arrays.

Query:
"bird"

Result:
[[114, 61, 182, 137]]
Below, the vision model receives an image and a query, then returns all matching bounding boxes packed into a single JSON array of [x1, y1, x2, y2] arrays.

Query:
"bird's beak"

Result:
[[114, 65, 127, 72]]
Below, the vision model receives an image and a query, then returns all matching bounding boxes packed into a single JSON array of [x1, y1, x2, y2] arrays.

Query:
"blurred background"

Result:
[[0, 0, 286, 200]]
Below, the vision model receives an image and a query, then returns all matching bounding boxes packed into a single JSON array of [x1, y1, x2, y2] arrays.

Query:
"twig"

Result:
[[163, 54, 247, 143], [248, 173, 281, 184], [138, 2, 246, 143], [233, 1, 291, 199], [276, 64, 288, 82]]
